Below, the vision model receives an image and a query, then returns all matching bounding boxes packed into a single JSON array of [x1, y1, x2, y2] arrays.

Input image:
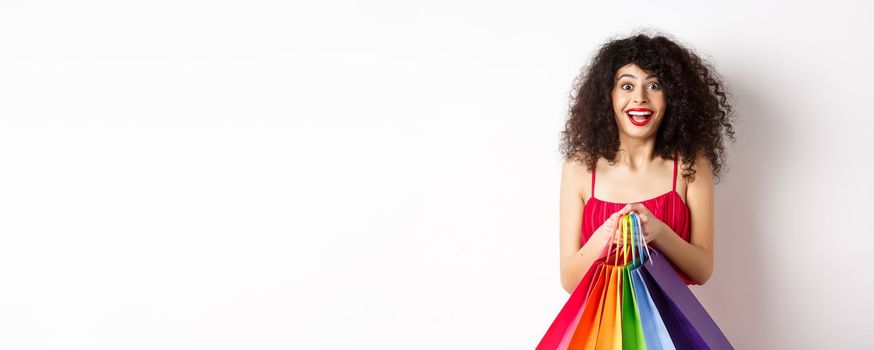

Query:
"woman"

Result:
[[557, 32, 736, 294]]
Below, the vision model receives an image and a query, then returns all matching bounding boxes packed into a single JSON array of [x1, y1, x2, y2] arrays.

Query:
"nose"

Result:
[[633, 90, 647, 103]]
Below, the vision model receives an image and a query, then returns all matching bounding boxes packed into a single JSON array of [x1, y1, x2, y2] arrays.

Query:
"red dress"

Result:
[[581, 154, 697, 285]]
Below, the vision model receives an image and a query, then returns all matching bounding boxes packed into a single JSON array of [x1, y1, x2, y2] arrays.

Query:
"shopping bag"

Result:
[[593, 265, 622, 349], [641, 249, 734, 349], [565, 264, 610, 349], [537, 211, 733, 349], [630, 268, 675, 350], [620, 268, 645, 349], [540, 213, 644, 350], [537, 262, 602, 349], [640, 264, 707, 348]]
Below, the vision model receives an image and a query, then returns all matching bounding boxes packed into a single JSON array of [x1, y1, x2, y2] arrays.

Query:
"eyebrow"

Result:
[[618, 73, 658, 80]]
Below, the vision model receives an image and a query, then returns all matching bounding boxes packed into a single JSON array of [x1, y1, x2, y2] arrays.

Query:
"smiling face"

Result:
[[611, 64, 666, 140]]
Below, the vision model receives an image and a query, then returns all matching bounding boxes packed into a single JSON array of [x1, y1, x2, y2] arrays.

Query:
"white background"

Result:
[[1, 1, 872, 349]]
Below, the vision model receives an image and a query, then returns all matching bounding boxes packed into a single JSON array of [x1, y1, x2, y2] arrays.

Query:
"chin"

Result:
[[623, 132, 654, 140], [619, 126, 658, 139]]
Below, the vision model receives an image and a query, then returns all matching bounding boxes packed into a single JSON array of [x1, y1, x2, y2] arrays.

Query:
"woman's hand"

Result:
[[588, 211, 625, 258], [616, 203, 669, 244]]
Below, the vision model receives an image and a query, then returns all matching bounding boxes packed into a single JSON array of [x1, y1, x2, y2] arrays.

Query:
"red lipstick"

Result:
[[626, 108, 654, 127]]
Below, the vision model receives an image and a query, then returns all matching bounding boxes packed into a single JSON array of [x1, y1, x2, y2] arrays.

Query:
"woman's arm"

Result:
[[651, 153, 716, 284], [558, 159, 612, 294]]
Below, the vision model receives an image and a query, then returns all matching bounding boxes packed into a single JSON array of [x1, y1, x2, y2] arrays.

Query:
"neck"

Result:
[[614, 135, 658, 170]]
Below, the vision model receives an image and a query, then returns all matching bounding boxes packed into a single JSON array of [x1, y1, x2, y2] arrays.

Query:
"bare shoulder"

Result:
[[676, 151, 713, 205], [563, 151, 591, 172], [684, 151, 714, 210], [684, 151, 715, 256], [687, 151, 714, 185], [562, 151, 593, 202]]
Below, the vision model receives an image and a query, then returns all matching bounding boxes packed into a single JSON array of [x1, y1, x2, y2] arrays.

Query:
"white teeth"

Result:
[[628, 111, 653, 116]]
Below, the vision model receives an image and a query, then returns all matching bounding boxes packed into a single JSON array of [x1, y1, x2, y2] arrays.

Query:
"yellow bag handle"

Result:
[[610, 212, 652, 267]]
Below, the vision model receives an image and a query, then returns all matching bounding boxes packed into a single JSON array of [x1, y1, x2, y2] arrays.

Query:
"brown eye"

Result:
[[648, 82, 661, 89], [621, 83, 632, 90]]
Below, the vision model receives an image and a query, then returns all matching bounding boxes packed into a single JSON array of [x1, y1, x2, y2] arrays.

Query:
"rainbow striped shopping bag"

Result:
[[536, 213, 733, 349]]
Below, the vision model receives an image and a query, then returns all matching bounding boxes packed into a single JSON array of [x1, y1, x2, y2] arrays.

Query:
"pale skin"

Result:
[[558, 63, 716, 294]]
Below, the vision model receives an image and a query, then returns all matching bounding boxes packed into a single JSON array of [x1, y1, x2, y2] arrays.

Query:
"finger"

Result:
[[639, 214, 648, 223], [642, 229, 655, 243], [616, 204, 633, 216], [614, 211, 628, 224], [636, 203, 653, 215], [605, 214, 619, 230]]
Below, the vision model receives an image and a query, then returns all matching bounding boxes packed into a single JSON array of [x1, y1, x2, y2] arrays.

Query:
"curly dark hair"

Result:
[[560, 31, 737, 184]]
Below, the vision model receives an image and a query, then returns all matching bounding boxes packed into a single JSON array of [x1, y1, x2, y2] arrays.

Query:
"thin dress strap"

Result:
[[590, 159, 596, 199], [672, 152, 678, 192]]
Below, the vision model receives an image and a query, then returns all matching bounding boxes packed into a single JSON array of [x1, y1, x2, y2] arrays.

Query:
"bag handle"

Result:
[[619, 212, 653, 267], [608, 213, 632, 267], [613, 213, 634, 266], [631, 212, 652, 266], [605, 212, 653, 267]]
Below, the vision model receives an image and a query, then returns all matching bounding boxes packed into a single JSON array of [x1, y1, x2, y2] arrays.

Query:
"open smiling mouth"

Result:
[[626, 109, 653, 126]]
